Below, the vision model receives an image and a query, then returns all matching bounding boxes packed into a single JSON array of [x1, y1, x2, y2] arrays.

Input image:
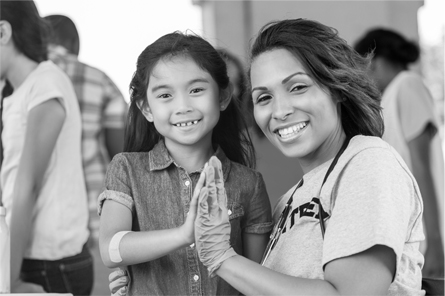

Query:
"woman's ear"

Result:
[[220, 83, 233, 111], [136, 100, 154, 122], [0, 21, 12, 45]]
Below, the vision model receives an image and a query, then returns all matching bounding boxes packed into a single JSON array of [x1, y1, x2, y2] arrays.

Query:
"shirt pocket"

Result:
[[227, 202, 244, 254]]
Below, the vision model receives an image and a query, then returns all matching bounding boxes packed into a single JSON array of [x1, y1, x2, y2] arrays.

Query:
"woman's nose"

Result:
[[272, 97, 293, 121]]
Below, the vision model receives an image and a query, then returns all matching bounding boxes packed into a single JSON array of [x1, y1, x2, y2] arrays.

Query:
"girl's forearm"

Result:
[[216, 255, 338, 296], [103, 227, 190, 268]]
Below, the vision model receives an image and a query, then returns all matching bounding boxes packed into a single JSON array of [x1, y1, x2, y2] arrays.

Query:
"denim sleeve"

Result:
[[244, 172, 274, 234], [97, 154, 135, 216]]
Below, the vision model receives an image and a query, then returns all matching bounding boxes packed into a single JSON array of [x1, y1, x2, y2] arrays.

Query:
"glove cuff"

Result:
[[208, 247, 237, 278]]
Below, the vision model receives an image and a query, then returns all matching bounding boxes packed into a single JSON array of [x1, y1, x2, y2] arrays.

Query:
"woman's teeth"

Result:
[[277, 122, 307, 138], [174, 120, 199, 127]]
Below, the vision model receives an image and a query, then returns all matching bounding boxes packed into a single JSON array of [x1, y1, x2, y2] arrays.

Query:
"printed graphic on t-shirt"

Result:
[[282, 197, 329, 234]]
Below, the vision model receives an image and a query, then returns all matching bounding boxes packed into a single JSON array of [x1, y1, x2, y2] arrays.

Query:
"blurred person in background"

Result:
[[0, 1, 92, 294], [44, 14, 128, 246], [355, 28, 444, 277]]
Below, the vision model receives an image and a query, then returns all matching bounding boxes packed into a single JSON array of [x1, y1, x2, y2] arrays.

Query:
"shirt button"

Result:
[[193, 274, 199, 281], [185, 180, 190, 186], [228, 209, 232, 216], [190, 243, 195, 249]]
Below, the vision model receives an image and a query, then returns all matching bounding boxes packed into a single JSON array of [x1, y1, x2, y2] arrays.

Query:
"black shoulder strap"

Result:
[[319, 136, 351, 238]]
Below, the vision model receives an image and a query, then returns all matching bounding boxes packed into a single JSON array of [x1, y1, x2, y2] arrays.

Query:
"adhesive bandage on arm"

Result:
[[109, 231, 131, 263]]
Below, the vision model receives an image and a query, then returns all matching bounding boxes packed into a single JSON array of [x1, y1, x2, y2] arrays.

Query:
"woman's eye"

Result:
[[255, 94, 272, 104], [190, 88, 204, 94], [290, 84, 308, 92]]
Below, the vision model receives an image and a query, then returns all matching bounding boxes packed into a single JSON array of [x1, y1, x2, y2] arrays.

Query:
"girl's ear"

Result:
[[136, 100, 154, 122], [0, 21, 12, 45], [220, 83, 233, 111]]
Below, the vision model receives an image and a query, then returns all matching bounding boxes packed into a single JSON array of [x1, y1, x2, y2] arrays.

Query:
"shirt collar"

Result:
[[148, 140, 231, 181]]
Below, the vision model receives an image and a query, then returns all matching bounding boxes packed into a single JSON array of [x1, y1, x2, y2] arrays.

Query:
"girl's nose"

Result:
[[175, 94, 193, 114]]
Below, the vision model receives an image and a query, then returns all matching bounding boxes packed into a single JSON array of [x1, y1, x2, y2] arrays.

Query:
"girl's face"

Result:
[[251, 48, 344, 172], [143, 55, 223, 151]]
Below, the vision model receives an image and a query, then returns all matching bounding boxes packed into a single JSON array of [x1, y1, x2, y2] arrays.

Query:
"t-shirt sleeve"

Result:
[[102, 74, 127, 129], [322, 147, 422, 270], [97, 154, 135, 216], [27, 69, 68, 112], [397, 74, 437, 142], [243, 172, 274, 234]]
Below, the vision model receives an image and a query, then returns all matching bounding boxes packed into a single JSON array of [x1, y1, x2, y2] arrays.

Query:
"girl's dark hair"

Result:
[[354, 28, 419, 69], [0, 0, 48, 63], [217, 48, 247, 102], [249, 18, 384, 138], [126, 32, 255, 168]]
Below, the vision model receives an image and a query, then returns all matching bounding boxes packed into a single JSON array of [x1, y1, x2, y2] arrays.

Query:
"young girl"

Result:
[[98, 32, 273, 295]]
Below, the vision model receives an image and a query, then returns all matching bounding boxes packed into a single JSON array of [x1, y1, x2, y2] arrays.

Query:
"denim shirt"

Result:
[[98, 140, 273, 295]]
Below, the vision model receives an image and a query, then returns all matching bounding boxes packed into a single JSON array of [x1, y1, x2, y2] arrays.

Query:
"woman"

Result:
[[194, 19, 424, 295], [0, 1, 92, 294], [354, 28, 444, 277]]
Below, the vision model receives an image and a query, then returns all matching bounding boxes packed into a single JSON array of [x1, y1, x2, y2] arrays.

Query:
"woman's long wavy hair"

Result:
[[248, 19, 384, 138], [125, 32, 255, 168]]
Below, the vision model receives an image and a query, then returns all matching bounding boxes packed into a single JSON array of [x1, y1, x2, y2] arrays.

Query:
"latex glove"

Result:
[[109, 268, 129, 296], [195, 156, 237, 277]]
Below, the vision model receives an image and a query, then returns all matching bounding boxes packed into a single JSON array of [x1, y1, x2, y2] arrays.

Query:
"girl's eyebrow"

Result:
[[251, 72, 308, 94], [188, 78, 210, 85], [151, 78, 210, 93]]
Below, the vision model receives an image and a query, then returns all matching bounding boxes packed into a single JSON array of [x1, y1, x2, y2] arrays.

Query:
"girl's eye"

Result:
[[190, 88, 204, 94], [290, 84, 308, 92], [157, 93, 171, 99]]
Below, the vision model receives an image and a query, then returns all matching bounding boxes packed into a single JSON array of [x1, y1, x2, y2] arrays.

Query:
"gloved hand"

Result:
[[195, 156, 237, 277]]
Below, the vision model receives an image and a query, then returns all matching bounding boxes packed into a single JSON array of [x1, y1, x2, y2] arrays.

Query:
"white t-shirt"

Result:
[[264, 136, 424, 295], [0, 61, 89, 260], [381, 71, 444, 244]]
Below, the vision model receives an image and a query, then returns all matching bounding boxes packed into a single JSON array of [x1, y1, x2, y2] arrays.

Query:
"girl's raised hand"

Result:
[[194, 156, 237, 277], [179, 167, 207, 246]]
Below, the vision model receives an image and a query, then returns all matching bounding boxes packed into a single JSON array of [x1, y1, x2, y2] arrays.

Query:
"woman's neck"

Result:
[[6, 53, 39, 90], [165, 139, 214, 173], [299, 129, 347, 175]]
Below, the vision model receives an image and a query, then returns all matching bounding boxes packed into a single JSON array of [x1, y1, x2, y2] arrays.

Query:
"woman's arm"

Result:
[[217, 244, 395, 295], [243, 232, 269, 263], [408, 124, 444, 276], [99, 171, 205, 269], [10, 98, 65, 292]]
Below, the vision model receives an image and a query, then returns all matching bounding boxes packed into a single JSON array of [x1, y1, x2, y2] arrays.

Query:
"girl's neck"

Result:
[[6, 53, 39, 90], [165, 139, 215, 173]]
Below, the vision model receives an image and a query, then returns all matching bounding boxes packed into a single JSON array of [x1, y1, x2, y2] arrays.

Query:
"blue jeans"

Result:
[[21, 244, 94, 296]]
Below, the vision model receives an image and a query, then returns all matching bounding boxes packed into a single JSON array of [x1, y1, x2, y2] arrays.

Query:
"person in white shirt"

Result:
[[0, 1, 92, 294]]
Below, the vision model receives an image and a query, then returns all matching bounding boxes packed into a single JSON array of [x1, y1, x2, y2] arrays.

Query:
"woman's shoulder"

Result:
[[343, 135, 415, 181]]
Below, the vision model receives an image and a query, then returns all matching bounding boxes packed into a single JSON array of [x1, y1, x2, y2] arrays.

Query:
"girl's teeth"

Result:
[[176, 120, 199, 127]]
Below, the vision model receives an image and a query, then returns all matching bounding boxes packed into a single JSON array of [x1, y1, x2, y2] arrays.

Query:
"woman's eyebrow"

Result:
[[251, 72, 308, 94], [281, 72, 307, 84]]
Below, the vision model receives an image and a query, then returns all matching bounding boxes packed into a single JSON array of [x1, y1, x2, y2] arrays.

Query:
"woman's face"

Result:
[[251, 48, 344, 171]]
